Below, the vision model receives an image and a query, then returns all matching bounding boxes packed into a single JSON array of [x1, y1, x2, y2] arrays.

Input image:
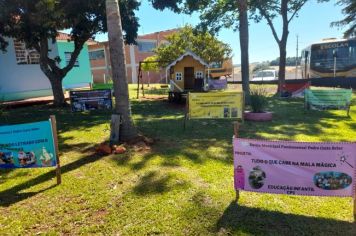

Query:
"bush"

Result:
[[250, 87, 268, 113]]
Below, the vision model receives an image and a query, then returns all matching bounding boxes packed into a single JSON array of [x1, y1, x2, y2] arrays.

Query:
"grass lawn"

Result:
[[0, 85, 355, 235]]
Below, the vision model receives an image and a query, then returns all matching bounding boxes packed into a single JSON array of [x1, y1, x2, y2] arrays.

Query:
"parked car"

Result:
[[252, 70, 278, 81]]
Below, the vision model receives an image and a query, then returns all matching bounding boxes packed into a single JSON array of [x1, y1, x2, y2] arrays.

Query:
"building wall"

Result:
[[57, 41, 92, 88], [0, 38, 57, 101], [170, 56, 206, 91], [88, 29, 179, 85], [0, 38, 92, 102]]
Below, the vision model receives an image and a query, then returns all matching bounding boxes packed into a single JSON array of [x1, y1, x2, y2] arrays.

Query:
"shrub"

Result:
[[250, 87, 268, 113]]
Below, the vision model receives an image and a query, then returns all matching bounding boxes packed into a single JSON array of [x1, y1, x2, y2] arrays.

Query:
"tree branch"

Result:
[[61, 38, 86, 77], [257, 7, 280, 44], [288, 0, 308, 23]]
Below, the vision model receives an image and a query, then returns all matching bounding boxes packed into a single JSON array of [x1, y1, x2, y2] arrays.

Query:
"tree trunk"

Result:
[[277, 0, 289, 93], [49, 77, 66, 107], [238, 0, 250, 102], [106, 0, 138, 142], [278, 41, 287, 93]]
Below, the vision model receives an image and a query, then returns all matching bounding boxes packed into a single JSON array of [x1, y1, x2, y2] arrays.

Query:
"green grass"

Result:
[[0, 85, 355, 235]]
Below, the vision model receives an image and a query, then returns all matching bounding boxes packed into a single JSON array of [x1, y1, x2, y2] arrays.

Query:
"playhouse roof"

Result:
[[166, 51, 208, 70]]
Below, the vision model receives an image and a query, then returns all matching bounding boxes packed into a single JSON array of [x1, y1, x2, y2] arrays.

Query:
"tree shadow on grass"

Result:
[[132, 170, 189, 196], [0, 146, 104, 207], [216, 201, 355, 235], [0, 104, 111, 133], [132, 171, 172, 196]]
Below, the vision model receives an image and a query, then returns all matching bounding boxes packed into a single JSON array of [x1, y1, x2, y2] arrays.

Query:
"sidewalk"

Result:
[[1, 92, 70, 108]]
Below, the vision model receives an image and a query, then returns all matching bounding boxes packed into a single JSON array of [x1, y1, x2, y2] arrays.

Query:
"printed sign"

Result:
[[0, 120, 57, 168], [305, 89, 352, 110], [233, 138, 356, 197], [70, 90, 112, 112], [189, 92, 244, 119]]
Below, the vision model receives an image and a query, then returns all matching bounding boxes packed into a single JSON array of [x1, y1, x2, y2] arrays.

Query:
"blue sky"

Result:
[[96, 1, 346, 64]]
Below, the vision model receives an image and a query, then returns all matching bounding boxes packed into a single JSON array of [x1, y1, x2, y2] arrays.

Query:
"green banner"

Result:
[[305, 89, 352, 110]]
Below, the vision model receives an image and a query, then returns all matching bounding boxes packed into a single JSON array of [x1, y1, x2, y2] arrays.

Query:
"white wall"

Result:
[[0, 38, 58, 101]]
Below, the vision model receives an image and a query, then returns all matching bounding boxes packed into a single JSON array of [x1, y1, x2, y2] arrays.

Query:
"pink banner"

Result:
[[233, 138, 356, 197]]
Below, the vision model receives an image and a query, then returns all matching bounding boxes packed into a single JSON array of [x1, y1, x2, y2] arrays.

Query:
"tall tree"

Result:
[[331, 0, 356, 38], [106, 0, 138, 142], [0, 0, 139, 106], [251, 0, 308, 92], [150, 0, 251, 99], [154, 25, 232, 67], [238, 0, 250, 101]]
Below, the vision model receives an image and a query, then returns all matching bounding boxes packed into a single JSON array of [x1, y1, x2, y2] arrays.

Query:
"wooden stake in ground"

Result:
[[354, 192, 356, 221], [50, 115, 61, 185], [184, 93, 189, 130], [233, 121, 240, 202], [110, 114, 121, 145]]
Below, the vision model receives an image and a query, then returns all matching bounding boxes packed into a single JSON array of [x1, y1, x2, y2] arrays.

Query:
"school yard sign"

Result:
[[0, 116, 61, 184], [233, 138, 355, 197]]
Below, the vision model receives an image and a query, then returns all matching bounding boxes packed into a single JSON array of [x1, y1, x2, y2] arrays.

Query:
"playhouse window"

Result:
[[14, 40, 40, 65], [176, 72, 182, 81], [196, 71, 204, 79], [65, 52, 79, 67]]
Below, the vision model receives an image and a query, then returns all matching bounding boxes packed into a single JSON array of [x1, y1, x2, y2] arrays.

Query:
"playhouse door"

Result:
[[184, 67, 195, 90]]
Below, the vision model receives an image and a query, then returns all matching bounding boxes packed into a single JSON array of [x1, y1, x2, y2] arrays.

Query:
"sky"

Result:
[[96, 1, 346, 64]]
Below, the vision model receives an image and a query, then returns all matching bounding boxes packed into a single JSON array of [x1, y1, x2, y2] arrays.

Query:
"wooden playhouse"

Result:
[[166, 51, 209, 102]]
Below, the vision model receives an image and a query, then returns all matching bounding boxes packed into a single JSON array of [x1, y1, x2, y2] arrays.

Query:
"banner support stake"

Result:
[[50, 115, 61, 185], [233, 121, 240, 202], [353, 196, 356, 222], [184, 93, 189, 131]]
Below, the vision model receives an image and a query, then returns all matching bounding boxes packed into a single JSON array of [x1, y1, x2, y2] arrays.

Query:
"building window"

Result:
[[176, 72, 182, 81], [14, 40, 40, 65], [196, 71, 204, 79], [65, 52, 79, 67], [138, 41, 156, 52], [89, 50, 105, 60]]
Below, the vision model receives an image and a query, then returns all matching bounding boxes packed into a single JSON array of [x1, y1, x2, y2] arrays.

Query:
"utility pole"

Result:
[[295, 34, 299, 79]]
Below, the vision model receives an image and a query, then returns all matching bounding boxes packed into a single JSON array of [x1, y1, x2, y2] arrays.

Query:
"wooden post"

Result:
[[50, 115, 61, 185], [233, 121, 240, 202], [137, 62, 141, 99], [354, 196, 356, 221], [242, 92, 245, 123], [184, 93, 189, 131], [233, 121, 240, 138], [110, 114, 121, 145]]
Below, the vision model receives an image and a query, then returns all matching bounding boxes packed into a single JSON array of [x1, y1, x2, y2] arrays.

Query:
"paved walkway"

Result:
[[2, 92, 70, 107]]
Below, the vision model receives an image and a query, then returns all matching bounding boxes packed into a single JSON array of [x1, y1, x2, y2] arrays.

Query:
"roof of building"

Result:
[[56, 32, 97, 44], [166, 51, 208, 70], [138, 28, 179, 39], [56, 32, 72, 41]]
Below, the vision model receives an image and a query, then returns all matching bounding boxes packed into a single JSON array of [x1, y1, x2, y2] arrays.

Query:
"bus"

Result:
[[301, 38, 356, 80], [207, 58, 233, 79]]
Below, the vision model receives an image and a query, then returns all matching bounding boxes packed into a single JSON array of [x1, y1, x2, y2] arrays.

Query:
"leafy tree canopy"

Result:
[[142, 55, 160, 72], [155, 25, 232, 67], [332, 0, 356, 38], [0, 0, 140, 50], [0, 0, 140, 106]]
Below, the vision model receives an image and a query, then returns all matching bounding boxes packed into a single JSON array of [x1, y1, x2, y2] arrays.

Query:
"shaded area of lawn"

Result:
[[217, 201, 355, 235], [0, 86, 355, 235]]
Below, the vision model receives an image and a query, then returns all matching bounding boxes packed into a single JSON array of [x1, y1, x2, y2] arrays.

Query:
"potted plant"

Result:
[[244, 87, 273, 121]]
